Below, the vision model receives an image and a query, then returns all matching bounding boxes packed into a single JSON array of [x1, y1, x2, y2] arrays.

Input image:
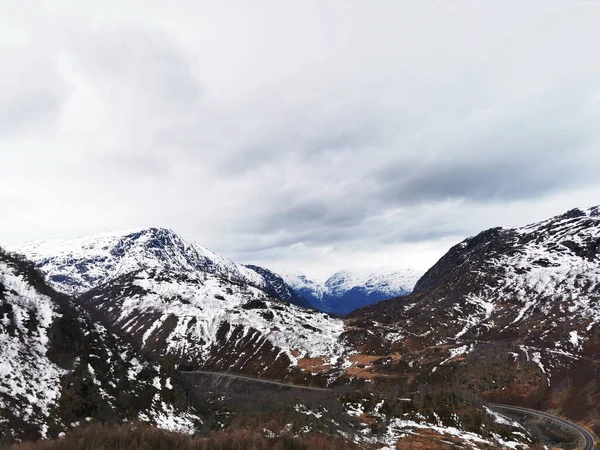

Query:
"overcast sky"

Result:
[[2, 0, 600, 280]]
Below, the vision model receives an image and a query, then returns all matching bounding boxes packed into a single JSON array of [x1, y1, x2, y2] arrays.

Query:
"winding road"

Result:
[[180, 370, 331, 392], [493, 404, 596, 450], [182, 371, 596, 449]]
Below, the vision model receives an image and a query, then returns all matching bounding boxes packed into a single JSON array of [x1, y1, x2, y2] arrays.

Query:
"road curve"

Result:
[[180, 370, 331, 392], [180, 374, 595, 448], [492, 404, 595, 450]]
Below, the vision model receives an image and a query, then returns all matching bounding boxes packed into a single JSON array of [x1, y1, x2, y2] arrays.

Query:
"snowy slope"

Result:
[[350, 206, 600, 420], [0, 249, 202, 441], [408, 206, 600, 350], [12, 229, 349, 383], [13, 227, 308, 308], [282, 268, 422, 314], [0, 255, 64, 440], [356, 206, 600, 347], [79, 267, 349, 381]]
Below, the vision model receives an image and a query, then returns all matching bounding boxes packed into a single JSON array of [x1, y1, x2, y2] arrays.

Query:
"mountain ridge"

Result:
[[13, 227, 309, 309], [282, 267, 422, 314], [347, 205, 600, 424], [4, 208, 595, 445], [12, 228, 350, 383]]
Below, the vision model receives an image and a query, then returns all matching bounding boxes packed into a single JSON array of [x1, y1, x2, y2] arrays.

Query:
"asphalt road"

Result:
[[493, 404, 595, 450], [180, 370, 331, 392]]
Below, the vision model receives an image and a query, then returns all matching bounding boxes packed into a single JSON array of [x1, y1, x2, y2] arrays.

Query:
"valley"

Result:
[[2, 206, 599, 449]]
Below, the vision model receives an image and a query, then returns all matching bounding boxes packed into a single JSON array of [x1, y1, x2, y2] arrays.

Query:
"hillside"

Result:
[[77, 266, 348, 382], [0, 248, 202, 442], [348, 206, 600, 427], [13, 229, 350, 384], [354, 206, 600, 348]]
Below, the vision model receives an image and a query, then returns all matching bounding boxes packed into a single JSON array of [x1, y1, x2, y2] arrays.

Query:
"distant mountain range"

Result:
[[281, 268, 422, 314]]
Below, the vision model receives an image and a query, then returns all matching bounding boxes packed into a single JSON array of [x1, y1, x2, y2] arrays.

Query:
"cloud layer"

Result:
[[2, 0, 600, 278]]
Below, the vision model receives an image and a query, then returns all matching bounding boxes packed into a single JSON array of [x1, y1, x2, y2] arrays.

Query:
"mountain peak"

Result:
[[359, 205, 600, 344], [282, 267, 422, 314], [325, 267, 422, 294], [13, 227, 203, 294], [16, 226, 182, 259], [12, 228, 311, 309]]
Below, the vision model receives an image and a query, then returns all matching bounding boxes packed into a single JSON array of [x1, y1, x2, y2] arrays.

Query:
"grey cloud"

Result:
[[3, 1, 600, 278], [192, 100, 407, 176], [69, 26, 202, 112], [376, 130, 594, 205], [378, 153, 583, 205], [102, 154, 174, 177], [0, 60, 71, 137], [0, 89, 64, 136], [229, 117, 597, 255]]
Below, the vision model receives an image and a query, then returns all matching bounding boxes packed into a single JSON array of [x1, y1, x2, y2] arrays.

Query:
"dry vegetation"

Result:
[[297, 357, 327, 372], [7, 422, 359, 450], [395, 430, 487, 449]]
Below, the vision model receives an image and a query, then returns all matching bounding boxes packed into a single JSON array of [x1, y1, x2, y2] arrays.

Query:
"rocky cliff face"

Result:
[[244, 264, 313, 309]]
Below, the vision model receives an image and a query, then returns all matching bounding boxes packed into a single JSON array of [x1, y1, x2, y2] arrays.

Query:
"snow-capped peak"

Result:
[[280, 271, 325, 300], [324, 267, 422, 297], [281, 267, 422, 314], [13, 228, 270, 299]]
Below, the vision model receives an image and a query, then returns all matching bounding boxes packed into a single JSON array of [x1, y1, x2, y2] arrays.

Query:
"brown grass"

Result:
[[359, 414, 376, 426], [394, 429, 503, 449], [297, 357, 327, 372], [344, 354, 382, 379], [390, 353, 403, 361], [348, 354, 381, 365], [10, 422, 359, 450]]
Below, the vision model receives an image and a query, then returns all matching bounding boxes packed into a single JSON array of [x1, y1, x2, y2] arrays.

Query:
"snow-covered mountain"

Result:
[[14, 227, 309, 309], [356, 206, 600, 349], [350, 206, 600, 422], [0, 248, 202, 441], [280, 272, 325, 305], [6, 209, 596, 444], [13, 228, 349, 383], [78, 266, 347, 381], [282, 268, 422, 314], [0, 245, 533, 449], [244, 264, 312, 309]]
